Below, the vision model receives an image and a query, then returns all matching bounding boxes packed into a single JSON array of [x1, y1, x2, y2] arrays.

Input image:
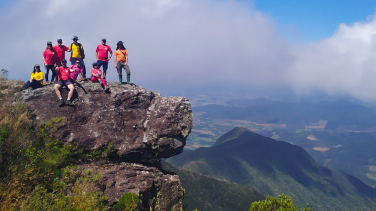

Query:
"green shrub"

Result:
[[23, 169, 108, 211], [113, 192, 141, 211], [250, 195, 312, 211]]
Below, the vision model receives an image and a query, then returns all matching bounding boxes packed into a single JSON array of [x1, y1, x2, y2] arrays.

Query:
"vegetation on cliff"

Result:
[[160, 161, 264, 211], [0, 81, 109, 210], [249, 195, 312, 211]]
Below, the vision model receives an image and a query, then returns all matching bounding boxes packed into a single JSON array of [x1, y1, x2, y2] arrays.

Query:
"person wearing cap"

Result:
[[95, 38, 112, 79], [53, 39, 69, 66], [54, 59, 75, 106], [114, 41, 131, 84], [43, 41, 58, 84], [91, 62, 108, 92], [67, 36, 86, 80], [20, 64, 44, 91]]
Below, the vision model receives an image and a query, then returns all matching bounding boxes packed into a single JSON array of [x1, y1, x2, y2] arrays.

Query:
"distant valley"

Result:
[[169, 127, 376, 211], [185, 98, 376, 187]]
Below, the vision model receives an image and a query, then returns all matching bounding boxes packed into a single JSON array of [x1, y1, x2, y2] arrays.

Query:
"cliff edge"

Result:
[[12, 82, 193, 210]]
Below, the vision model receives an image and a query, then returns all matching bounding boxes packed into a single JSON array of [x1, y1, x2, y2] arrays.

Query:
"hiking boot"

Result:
[[59, 99, 64, 106], [50, 81, 55, 84], [45, 81, 50, 85], [66, 100, 73, 106]]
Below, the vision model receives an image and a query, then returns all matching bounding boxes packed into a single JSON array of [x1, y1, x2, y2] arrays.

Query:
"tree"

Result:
[[249, 195, 313, 211], [1, 69, 8, 79]]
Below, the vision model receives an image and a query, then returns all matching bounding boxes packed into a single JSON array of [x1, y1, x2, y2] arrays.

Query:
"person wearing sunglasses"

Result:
[[42, 41, 58, 84], [20, 64, 44, 91], [69, 60, 84, 82], [53, 39, 69, 67]]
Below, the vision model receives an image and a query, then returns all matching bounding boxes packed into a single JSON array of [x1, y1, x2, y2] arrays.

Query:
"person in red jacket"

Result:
[[43, 41, 58, 84], [54, 59, 75, 106], [53, 39, 69, 67]]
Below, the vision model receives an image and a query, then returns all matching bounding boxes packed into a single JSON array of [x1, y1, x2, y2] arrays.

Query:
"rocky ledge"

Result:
[[14, 82, 193, 159], [11, 81, 193, 210]]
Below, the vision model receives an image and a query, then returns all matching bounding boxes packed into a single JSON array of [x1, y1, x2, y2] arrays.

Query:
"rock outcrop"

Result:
[[15, 82, 192, 159], [13, 82, 193, 210], [74, 162, 184, 210]]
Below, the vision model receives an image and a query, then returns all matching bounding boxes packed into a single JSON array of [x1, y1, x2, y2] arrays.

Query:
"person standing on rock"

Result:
[[54, 59, 75, 106], [96, 38, 112, 79], [114, 41, 130, 84], [67, 36, 86, 81], [91, 62, 107, 92], [43, 41, 58, 84], [53, 39, 69, 67], [20, 64, 44, 91]]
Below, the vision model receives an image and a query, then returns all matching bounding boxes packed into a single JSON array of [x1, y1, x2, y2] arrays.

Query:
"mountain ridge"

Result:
[[168, 127, 376, 210]]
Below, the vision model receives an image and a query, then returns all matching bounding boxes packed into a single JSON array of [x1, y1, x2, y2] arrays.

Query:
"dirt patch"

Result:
[[313, 147, 330, 152], [192, 129, 216, 136], [369, 165, 376, 172], [307, 135, 317, 141]]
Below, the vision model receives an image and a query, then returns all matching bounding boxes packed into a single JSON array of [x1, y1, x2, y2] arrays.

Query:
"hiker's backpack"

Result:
[[69, 43, 85, 61]]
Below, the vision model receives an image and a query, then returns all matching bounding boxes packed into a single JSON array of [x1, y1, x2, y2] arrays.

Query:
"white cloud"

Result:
[[1, 0, 376, 101], [289, 17, 376, 100], [0, 0, 289, 91]]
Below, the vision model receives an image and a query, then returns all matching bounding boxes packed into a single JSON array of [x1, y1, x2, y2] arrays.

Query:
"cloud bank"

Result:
[[1, 0, 376, 101]]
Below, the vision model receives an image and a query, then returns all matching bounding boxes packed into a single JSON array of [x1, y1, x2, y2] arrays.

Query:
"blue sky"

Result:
[[253, 0, 376, 43]]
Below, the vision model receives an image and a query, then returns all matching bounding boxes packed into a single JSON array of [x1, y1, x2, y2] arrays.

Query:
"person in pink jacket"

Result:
[[91, 62, 107, 92]]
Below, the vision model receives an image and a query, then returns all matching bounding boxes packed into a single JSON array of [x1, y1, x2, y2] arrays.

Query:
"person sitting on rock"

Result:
[[69, 59, 84, 82], [20, 64, 44, 91], [54, 59, 75, 106], [91, 62, 107, 92]]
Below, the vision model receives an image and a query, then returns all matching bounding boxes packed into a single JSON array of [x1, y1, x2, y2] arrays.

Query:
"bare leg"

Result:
[[54, 84, 62, 99], [67, 84, 75, 100]]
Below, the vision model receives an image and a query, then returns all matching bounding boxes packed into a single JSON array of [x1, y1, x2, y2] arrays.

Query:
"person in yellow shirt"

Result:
[[20, 64, 44, 91], [67, 36, 87, 80]]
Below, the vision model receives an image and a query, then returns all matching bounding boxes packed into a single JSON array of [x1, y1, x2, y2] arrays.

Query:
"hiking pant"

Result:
[[71, 57, 86, 78], [91, 76, 107, 86], [97, 60, 108, 75], [116, 61, 130, 77], [22, 79, 43, 89], [44, 64, 56, 82]]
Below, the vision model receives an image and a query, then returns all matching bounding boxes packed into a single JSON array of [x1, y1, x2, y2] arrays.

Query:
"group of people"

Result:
[[20, 36, 131, 106]]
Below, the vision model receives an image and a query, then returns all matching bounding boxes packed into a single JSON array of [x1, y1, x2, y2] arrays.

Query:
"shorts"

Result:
[[97, 60, 108, 73], [57, 80, 73, 87]]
